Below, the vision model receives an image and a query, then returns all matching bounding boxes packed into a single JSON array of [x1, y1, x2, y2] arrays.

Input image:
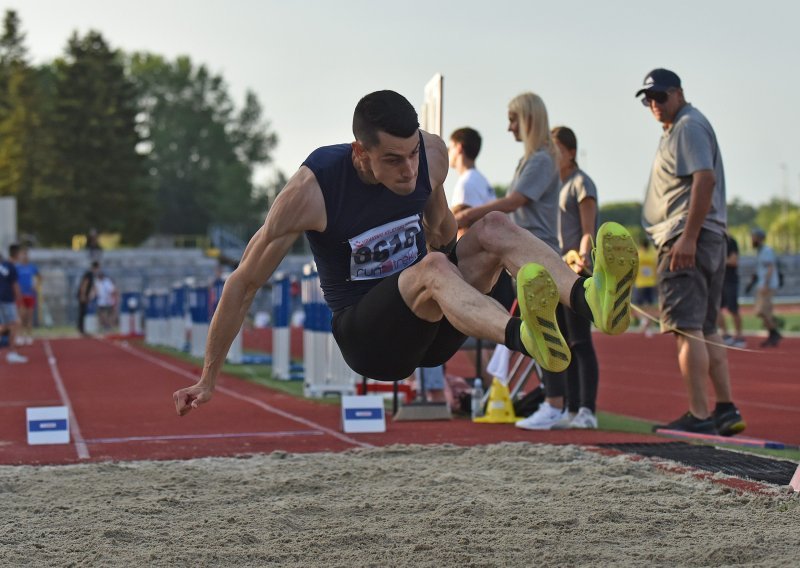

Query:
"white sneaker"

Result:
[[25, 336, 34, 345], [6, 352, 28, 364], [550, 411, 576, 430], [515, 402, 566, 430], [15, 336, 25, 347], [570, 407, 598, 429]]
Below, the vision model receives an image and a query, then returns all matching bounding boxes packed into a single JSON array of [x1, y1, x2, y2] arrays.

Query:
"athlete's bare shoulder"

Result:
[[420, 130, 448, 188], [264, 166, 327, 238]]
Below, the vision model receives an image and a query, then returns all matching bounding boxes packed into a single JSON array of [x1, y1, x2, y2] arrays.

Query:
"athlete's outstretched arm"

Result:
[[173, 167, 326, 416]]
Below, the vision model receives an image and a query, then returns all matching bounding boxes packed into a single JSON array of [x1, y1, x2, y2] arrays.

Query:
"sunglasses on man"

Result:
[[640, 90, 670, 106]]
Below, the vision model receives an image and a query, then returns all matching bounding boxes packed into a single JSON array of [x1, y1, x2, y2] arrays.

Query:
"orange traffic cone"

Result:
[[473, 378, 517, 423]]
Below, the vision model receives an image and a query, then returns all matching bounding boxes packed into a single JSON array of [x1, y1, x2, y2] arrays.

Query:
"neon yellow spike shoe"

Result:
[[517, 263, 571, 373], [584, 222, 639, 335]]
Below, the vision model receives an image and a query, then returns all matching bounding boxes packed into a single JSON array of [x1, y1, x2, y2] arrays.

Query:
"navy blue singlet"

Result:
[[303, 134, 432, 312]]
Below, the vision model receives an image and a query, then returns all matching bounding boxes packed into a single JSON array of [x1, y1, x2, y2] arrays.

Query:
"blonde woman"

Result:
[[455, 92, 567, 430], [455, 92, 560, 252]]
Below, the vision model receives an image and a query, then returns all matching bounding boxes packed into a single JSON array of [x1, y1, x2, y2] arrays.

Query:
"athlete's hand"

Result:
[[668, 233, 697, 271], [173, 384, 213, 416]]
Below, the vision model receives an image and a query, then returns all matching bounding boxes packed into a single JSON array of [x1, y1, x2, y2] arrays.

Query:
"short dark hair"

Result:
[[450, 127, 482, 161], [352, 90, 419, 148], [8, 243, 20, 258]]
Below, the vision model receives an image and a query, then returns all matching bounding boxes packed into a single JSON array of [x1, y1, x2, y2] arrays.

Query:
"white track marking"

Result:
[[43, 340, 90, 459], [85, 430, 324, 444], [108, 340, 374, 448]]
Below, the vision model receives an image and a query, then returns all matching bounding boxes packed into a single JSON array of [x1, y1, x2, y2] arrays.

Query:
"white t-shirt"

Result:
[[451, 168, 494, 208], [95, 277, 117, 308]]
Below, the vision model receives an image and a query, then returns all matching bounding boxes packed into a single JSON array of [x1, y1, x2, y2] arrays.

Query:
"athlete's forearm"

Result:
[[199, 273, 257, 390]]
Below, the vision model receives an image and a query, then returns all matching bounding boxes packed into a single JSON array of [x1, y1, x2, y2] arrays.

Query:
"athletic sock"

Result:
[[569, 277, 593, 323], [504, 317, 531, 357], [714, 402, 735, 413]]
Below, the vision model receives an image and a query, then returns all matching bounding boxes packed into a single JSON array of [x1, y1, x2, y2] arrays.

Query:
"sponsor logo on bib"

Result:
[[349, 214, 422, 280]]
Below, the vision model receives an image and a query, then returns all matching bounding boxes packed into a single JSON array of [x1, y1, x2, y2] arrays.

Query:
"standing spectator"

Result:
[[77, 261, 100, 336], [0, 244, 28, 363], [455, 92, 566, 430], [633, 237, 658, 337], [94, 271, 118, 332], [718, 232, 746, 348], [750, 228, 782, 347], [12, 245, 41, 345], [86, 228, 103, 262], [638, 68, 745, 435], [448, 126, 513, 387], [551, 126, 600, 429], [449, 127, 496, 231]]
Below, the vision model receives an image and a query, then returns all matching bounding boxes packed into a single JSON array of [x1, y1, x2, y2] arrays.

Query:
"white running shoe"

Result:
[[25, 336, 34, 345], [515, 402, 566, 430], [15, 336, 25, 346], [6, 352, 28, 364], [550, 411, 576, 430], [570, 407, 598, 429]]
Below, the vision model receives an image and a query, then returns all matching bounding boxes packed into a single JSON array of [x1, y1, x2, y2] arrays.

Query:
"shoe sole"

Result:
[[517, 263, 570, 373], [717, 420, 747, 437], [587, 222, 638, 335]]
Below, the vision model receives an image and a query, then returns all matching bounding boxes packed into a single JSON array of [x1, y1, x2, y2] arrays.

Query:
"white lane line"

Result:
[[0, 400, 62, 408], [85, 430, 324, 444], [43, 340, 90, 459], [108, 341, 374, 449]]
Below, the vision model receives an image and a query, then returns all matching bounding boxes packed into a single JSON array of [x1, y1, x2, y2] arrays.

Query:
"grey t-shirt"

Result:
[[558, 168, 598, 255], [509, 149, 560, 252], [642, 104, 727, 247]]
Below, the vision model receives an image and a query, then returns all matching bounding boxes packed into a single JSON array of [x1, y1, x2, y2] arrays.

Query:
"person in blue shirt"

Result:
[[13, 245, 41, 345], [172, 90, 637, 416], [0, 244, 28, 363], [751, 228, 782, 347]]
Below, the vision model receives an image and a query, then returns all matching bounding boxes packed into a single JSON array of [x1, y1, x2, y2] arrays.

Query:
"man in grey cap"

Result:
[[637, 68, 745, 436]]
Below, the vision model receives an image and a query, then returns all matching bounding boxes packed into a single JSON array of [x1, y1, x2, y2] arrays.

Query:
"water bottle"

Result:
[[471, 378, 484, 420]]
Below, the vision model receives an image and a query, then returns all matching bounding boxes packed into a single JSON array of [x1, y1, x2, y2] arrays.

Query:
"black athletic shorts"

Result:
[[331, 249, 468, 382], [720, 277, 739, 314]]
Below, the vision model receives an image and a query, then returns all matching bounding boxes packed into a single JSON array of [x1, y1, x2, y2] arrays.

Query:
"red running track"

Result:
[[0, 331, 796, 465]]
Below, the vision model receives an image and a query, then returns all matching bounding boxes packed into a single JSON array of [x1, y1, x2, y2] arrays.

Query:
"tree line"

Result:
[[0, 10, 278, 246]]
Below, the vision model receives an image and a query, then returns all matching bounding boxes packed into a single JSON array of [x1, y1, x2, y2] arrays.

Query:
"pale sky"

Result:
[[8, 0, 800, 207]]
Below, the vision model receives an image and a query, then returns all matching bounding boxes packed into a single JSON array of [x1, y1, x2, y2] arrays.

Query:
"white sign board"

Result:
[[27, 406, 70, 445], [420, 73, 443, 137], [341, 395, 386, 434]]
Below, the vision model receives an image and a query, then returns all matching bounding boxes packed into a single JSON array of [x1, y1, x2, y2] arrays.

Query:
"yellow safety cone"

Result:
[[473, 378, 518, 423]]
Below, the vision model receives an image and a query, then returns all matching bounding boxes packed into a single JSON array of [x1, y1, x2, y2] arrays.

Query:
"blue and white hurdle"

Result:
[[189, 284, 209, 358], [301, 263, 357, 398], [144, 289, 169, 346], [271, 272, 291, 379], [119, 292, 142, 336], [168, 281, 188, 351]]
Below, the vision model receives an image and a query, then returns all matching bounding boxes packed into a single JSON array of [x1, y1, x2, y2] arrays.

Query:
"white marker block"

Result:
[[27, 406, 70, 445], [341, 395, 386, 434], [790, 465, 800, 492]]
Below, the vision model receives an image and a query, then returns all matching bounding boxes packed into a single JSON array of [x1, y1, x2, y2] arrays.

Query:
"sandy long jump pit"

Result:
[[1, 443, 799, 566]]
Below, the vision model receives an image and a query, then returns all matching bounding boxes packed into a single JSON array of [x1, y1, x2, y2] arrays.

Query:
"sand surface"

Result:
[[1, 443, 799, 567]]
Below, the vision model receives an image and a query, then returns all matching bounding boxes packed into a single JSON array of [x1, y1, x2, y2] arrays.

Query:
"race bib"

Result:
[[349, 214, 422, 280]]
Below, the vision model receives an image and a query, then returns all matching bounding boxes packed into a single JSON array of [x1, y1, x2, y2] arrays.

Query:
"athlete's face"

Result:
[[361, 130, 421, 195]]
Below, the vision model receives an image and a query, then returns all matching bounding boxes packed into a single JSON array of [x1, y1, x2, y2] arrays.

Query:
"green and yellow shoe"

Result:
[[584, 222, 638, 335], [517, 263, 570, 373]]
